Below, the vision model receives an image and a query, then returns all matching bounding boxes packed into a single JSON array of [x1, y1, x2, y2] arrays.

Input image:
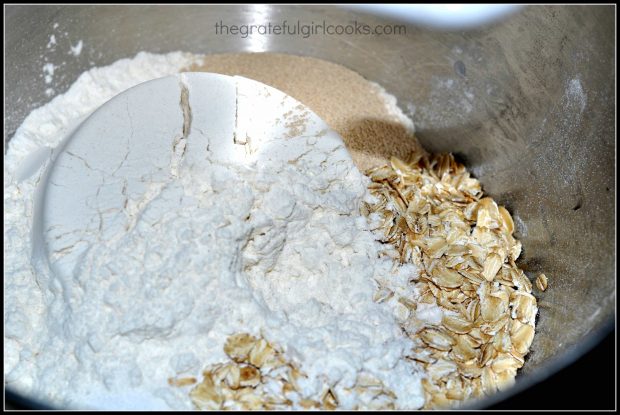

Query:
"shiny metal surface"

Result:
[[4, 4, 615, 409]]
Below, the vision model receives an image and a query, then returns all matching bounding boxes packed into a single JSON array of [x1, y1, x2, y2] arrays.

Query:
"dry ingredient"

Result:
[[536, 274, 548, 292], [184, 333, 397, 410], [363, 152, 537, 408], [5, 52, 202, 411], [4, 51, 541, 411]]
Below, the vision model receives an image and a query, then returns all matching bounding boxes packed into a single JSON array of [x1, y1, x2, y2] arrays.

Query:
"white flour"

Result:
[[4, 52, 428, 410], [69, 40, 84, 57]]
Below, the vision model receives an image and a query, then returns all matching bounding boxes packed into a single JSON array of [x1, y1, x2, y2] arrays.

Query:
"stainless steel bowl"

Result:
[[5, 4, 615, 409]]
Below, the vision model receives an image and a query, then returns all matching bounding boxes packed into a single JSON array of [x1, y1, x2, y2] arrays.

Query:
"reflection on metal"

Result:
[[348, 4, 522, 30], [243, 4, 271, 53]]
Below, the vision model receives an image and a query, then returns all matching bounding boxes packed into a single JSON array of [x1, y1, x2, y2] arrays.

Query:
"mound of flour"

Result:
[[4, 52, 426, 410]]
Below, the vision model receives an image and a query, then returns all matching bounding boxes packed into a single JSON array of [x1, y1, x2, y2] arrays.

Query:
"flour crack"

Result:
[[170, 76, 192, 177]]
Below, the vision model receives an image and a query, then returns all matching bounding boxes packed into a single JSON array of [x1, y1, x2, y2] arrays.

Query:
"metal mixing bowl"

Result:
[[4, 4, 615, 409]]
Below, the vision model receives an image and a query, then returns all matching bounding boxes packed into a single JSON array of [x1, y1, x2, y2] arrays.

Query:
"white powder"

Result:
[[4, 52, 427, 410], [47, 34, 56, 49], [42, 63, 55, 84], [70, 40, 83, 57]]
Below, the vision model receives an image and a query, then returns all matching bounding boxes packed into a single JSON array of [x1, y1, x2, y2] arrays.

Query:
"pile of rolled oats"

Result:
[[174, 334, 396, 410], [364, 151, 539, 408]]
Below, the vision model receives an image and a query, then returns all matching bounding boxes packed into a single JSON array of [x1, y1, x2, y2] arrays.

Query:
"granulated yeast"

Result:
[[188, 53, 423, 172]]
